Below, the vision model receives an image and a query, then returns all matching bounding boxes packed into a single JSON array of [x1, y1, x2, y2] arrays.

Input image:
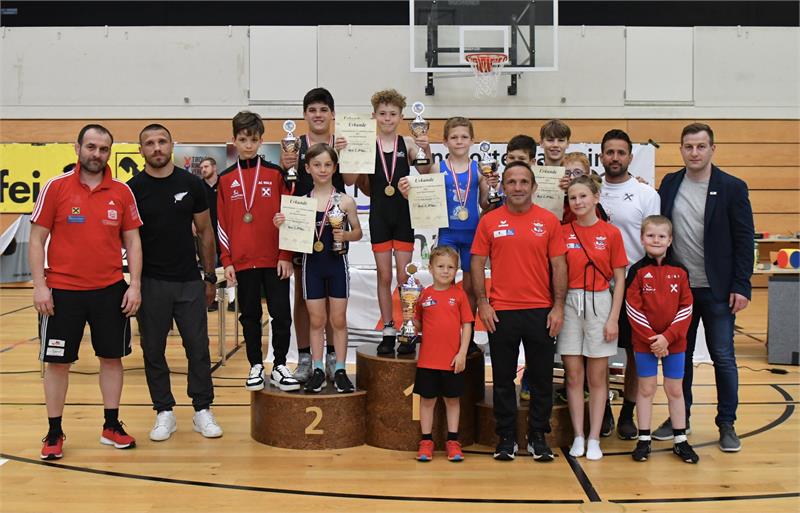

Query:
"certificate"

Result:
[[278, 195, 317, 254], [335, 113, 376, 174], [532, 166, 565, 220], [408, 173, 449, 229]]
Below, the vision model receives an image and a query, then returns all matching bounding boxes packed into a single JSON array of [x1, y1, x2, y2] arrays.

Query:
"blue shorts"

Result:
[[301, 253, 350, 300], [436, 229, 475, 273], [635, 351, 685, 380]]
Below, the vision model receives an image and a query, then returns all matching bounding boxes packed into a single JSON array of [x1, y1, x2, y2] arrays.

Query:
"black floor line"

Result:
[[561, 447, 601, 503], [0, 304, 34, 317], [603, 384, 796, 457], [0, 453, 583, 505]]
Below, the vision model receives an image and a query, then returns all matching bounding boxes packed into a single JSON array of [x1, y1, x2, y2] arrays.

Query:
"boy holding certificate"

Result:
[[274, 144, 362, 393], [348, 89, 431, 356], [217, 111, 300, 393]]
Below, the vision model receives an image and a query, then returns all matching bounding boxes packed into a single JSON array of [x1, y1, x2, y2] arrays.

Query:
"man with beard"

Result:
[[31, 124, 143, 459], [599, 129, 661, 441], [199, 157, 235, 312], [127, 124, 223, 442]]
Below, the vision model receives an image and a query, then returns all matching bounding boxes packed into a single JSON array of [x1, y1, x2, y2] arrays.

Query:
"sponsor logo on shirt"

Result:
[[498, 220, 509, 227], [670, 284, 678, 293], [567, 243, 582, 249], [67, 215, 85, 223], [448, 297, 457, 306], [624, 193, 634, 201], [397, 151, 406, 157], [644, 272, 653, 278], [71, 207, 81, 215], [108, 200, 115, 206], [107, 209, 118, 220], [231, 179, 241, 187], [174, 192, 188, 203], [262, 186, 271, 197], [594, 235, 607, 250], [643, 283, 656, 294], [493, 229, 515, 238], [231, 190, 243, 201], [532, 221, 545, 236], [422, 297, 437, 308]]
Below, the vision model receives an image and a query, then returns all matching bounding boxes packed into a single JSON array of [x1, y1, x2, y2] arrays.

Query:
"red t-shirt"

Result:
[[471, 204, 566, 310], [31, 165, 142, 290], [562, 220, 628, 291], [415, 285, 474, 371]]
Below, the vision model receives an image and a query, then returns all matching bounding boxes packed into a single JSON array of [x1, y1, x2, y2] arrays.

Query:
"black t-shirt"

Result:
[[128, 167, 208, 282], [203, 178, 219, 248], [293, 134, 345, 197]]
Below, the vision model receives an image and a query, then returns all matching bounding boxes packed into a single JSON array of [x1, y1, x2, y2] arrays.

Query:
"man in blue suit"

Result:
[[654, 123, 754, 452]]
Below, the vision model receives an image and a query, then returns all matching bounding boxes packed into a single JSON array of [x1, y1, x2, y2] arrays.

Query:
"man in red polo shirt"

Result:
[[29, 124, 143, 460], [471, 161, 568, 462]]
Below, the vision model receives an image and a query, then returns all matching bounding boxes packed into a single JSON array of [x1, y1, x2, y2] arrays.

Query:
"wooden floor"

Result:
[[1, 288, 798, 513]]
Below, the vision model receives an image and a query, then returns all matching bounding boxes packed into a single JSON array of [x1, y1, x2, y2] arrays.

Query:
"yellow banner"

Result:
[[0, 143, 145, 213]]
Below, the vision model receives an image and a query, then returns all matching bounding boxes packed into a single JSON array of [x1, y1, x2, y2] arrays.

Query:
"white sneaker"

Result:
[[325, 352, 337, 382], [569, 436, 585, 458], [270, 364, 301, 391], [586, 438, 603, 460], [149, 410, 177, 442], [294, 353, 312, 383], [245, 364, 266, 391], [193, 409, 223, 438]]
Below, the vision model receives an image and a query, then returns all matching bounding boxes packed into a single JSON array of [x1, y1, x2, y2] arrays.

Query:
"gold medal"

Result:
[[456, 207, 469, 221], [384, 185, 395, 196], [243, 212, 253, 223], [313, 240, 324, 252]]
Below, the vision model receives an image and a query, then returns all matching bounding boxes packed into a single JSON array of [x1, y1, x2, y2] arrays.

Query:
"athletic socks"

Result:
[[326, 345, 335, 355], [103, 408, 119, 429], [313, 360, 324, 371], [335, 362, 346, 372], [48, 416, 63, 436], [299, 347, 311, 355], [620, 399, 636, 420], [422, 433, 433, 441], [673, 428, 687, 444], [638, 429, 651, 442], [447, 431, 458, 441]]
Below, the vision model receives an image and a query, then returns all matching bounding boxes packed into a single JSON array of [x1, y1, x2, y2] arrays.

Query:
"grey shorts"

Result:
[[557, 288, 618, 358]]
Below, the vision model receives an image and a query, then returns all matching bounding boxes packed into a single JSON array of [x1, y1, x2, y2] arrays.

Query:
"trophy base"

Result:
[[412, 158, 431, 167], [487, 196, 503, 205]]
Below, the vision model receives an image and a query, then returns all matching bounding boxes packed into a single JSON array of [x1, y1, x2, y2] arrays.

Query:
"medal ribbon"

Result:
[[237, 158, 261, 216], [446, 158, 472, 211], [377, 135, 399, 187], [313, 189, 336, 244]]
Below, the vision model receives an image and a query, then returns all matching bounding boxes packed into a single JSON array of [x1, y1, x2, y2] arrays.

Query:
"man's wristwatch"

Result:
[[203, 272, 217, 285]]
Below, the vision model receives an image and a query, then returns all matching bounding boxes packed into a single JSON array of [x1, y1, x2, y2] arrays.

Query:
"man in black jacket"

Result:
[[655, 123, 754, 452]]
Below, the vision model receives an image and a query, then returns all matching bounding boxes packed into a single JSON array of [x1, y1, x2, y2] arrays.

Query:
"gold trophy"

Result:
[[327, 193, 347, 255], [409, 102, 430, 166], [281, 120, 300, 182], [397, 263, 423, 352], [479, 140, 501, 204]]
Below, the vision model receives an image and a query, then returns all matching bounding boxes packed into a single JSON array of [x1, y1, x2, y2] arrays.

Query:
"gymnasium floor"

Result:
[[0, 287, 798, 513]]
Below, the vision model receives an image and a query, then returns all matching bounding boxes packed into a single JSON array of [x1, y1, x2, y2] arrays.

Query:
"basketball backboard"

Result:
[[410, 0, 558, 74]]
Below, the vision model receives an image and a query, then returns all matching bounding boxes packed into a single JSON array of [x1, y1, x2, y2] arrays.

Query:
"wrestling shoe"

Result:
[[631, 440, 651, 462], [527, 432, 554, 462], [304, 368, 326, 393], [674, 441, 700, 463], [494, 436, 518, 461], [333, 369, 355, 393], [40, 432, 65, 460]]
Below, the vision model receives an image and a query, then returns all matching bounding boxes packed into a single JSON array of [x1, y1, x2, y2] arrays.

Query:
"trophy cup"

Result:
[[397, 263, 423, 351], [479, 140, 502, 204], [409, 102, 430, 166], [327, 193, 347, 255], [281, 120, 300, 182]]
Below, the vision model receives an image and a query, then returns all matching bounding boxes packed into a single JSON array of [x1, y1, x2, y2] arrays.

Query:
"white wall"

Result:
[[1, 25, 797, 119]]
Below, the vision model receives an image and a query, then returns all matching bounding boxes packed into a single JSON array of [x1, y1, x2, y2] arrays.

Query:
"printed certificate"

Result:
[[335, 113, 376, 174], [532, 165, 565, 220], [408, 174, 449, 229], [278, 195, 317, 254]]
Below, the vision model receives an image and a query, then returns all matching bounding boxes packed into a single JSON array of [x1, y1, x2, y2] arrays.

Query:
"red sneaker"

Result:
[[100, 422, 136, 449], [416, 439, 434, 461], [446, 440, 464, 462], [40, 433, 65, 460]]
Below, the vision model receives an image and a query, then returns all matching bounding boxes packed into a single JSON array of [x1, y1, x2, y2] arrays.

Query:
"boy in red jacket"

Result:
[[625, 215, 698, 464], [217, 111, 300, 392]]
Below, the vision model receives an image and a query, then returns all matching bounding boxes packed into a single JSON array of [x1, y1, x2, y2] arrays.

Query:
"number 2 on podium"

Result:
[[305, 406, 324, 435], [403, 384, 421, 421]]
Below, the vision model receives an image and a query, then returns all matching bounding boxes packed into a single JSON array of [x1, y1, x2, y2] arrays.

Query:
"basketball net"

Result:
[[465, 53, 509, 98]]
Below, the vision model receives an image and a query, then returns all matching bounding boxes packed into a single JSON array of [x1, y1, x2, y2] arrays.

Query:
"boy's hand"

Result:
[[332, 228, 345, 242], [273, 212, 286, 228], [277, 260, 293, 280], [648, 334, 669, 356], [279, 151, 298, 171], [486, 173, 500, 189], [452, 351, 467, 374], [413, 134, 430, 150], [334, 137, 348, 152], [603, 319, 619, 342], [224, 265, 237, 286], [558, 174, 571, 191], [402, 309, 414, 322], [398, 176, 411, 199]]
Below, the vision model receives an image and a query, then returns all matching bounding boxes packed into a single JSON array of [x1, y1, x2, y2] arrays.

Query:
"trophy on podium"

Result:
[[397, 263, 423, 350], [328, 193, 347, 255], [479, 140, 502, 204], [281, 120, 300, 182], [409, 102, 430, 166]]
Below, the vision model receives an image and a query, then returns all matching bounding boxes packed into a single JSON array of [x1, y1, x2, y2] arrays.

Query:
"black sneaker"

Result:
[[631, 440, 651, 462], [527, 432, 554, 462], [617, 416, 638, 440], [304, 368, 326, 393], [333, 369, 355, 393], [493, 436, 518, 461], [376, 336, 395, 355], [673, 441, 700, 463], [601, 402, 614, 437], [396, 338, 416, 355], [718, 423, 741, 452]]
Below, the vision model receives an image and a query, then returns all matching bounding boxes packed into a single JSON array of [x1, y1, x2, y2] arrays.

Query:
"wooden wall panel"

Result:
[[655, 167, 800, 190], [629, 120, 800, 144], [656, 143, 800, 167], [753, 213, 800, 234], [749, 191, 800, 214]]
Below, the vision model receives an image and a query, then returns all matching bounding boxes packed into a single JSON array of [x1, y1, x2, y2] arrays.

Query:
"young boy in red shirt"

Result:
[[625, 215, 698, 463], [404, 246, 473, 462]]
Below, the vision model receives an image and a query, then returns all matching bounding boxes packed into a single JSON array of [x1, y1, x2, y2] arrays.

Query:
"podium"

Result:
[[251, 384, 367, 450]]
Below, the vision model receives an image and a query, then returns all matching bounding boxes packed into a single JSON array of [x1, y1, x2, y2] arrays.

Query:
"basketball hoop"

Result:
[[465, 52, 509, 98]]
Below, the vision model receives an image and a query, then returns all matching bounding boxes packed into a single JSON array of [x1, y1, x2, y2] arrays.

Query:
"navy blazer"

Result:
[[659, 165, 754, 302]]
